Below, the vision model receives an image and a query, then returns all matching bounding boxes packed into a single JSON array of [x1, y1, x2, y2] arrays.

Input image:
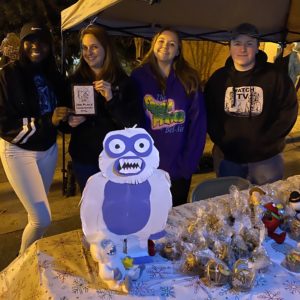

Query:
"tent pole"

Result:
[[60, 30, 67, 196]]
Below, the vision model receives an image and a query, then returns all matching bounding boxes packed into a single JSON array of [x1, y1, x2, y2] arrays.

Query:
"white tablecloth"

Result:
[[1, 176, 300, 299]]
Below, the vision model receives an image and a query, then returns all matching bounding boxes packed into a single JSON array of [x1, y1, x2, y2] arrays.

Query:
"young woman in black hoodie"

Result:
[[0, 22, 70, 254]]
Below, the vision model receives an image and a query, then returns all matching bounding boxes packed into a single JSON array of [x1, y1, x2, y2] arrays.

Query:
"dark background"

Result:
[[0, 0, 140, 74], [0, 0, 77, 39]]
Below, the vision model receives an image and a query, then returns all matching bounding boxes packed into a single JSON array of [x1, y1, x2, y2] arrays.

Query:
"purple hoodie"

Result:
[[131, 64, 207, 179]]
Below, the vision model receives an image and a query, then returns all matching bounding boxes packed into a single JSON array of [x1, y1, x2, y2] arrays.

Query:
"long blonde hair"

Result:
[[141, 28, 199, 96]]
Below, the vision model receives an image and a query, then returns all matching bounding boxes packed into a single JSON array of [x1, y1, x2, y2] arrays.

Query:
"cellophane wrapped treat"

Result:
[[231, 258, 256, 291], [205, 257, 231, 286], [160, 240, 181, 261], [289, 219, 300, 241], [282, 245, 300, 273]]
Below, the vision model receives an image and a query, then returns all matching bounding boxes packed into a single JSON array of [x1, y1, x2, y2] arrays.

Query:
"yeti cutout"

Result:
[[80, 127, 172, 259]]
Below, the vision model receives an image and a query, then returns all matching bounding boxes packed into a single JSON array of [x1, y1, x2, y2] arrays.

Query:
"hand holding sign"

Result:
[[93, 80, 113, 101]]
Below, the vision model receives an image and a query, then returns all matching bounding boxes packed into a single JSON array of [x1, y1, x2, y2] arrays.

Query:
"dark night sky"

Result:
[[0, 0, 77, 39]]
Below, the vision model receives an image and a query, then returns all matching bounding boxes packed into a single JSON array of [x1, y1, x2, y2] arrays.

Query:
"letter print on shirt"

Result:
[[144, 94, 185, 130], [224, 86, 263, 117]]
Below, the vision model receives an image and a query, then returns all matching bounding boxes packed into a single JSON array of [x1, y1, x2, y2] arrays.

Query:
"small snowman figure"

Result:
[[289, 191, 300, 220]]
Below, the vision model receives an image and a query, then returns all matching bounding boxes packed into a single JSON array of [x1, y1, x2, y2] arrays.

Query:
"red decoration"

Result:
[[262, 202, 286, 244], [148, 239, 156, 256]]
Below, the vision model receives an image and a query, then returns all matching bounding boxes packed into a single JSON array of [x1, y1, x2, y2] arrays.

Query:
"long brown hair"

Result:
[[74, 25, 126, 83], [141, 28, 199, 96]]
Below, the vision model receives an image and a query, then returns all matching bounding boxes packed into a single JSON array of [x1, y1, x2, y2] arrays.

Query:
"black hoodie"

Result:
[[204, 50, 298, 163], [0, 61, 70, 151]]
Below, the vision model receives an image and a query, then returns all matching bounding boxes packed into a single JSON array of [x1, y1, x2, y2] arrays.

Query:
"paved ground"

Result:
[[1, 120, 300, 271]]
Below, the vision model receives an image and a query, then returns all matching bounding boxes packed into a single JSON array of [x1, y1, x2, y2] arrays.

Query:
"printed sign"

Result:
[[72, 85, 96, 115]]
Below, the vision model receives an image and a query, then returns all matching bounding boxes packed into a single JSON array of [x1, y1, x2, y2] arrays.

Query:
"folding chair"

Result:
[[191, 176, 251, 202]]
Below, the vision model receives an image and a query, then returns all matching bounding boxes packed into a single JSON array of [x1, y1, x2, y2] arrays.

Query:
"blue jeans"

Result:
[[72, 161, 100, 193], [218, 153, 284, 185]]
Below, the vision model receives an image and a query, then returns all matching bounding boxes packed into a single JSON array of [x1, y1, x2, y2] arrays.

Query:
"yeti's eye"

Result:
[[108, 139, 126, 154], [134, 138, 150, 153]]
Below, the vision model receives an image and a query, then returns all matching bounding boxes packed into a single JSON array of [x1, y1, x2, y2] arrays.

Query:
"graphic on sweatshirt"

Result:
[[224, 86, 263, 116], [144, 94, 185, 129], [34, 75, 57, 115]]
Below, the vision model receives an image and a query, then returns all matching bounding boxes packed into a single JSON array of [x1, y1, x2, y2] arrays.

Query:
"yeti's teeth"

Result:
[[119, 166, 141, 174], [118, 158, 142, 173], [120, 159, 124, 168]]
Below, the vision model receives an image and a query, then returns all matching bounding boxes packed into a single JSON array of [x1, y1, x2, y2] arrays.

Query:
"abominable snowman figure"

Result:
[[90, 239, 129, 293], [80, 127, 172, 290]]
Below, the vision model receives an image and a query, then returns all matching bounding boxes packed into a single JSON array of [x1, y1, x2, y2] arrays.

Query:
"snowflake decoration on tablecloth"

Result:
[[38, 258, 52, 270], [96, 288, 115, 299], [71, 277, 89, 294], [283, 279, 300, 294], [147, 264, 171, 279], [53, 268, 72, 283], [257, 289, 283, 300], [182, 277, 202, 294], [130, 281, 155, 297], [182, 277, 213, 297], [160, 286, 175, 297], [55, 251, 74, 265], [219, 284, 240, 299], [255, 276, 268, 287]]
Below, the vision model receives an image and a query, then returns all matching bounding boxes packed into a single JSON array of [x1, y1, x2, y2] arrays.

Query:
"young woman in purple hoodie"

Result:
[[131, 28, 207, 206]]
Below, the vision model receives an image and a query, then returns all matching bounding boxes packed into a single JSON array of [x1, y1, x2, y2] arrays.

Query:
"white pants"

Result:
[[0, 139, 57, 254]]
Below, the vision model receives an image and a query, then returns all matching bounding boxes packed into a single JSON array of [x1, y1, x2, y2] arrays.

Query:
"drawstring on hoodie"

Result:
[[233, 86, 236, 107], [249, 86, 253, 118]]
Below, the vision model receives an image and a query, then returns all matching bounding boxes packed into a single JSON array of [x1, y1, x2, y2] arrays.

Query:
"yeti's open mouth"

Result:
[[117, 158, 143, 174]]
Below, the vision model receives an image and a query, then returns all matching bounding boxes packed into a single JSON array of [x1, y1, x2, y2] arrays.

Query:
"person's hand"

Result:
[[68, 114, 86, 127], [52, 107, 71, 126], [93, 80, 113, 101]]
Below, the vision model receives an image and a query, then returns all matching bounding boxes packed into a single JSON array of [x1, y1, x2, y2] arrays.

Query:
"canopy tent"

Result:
[[61, 0, 300, 43]]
